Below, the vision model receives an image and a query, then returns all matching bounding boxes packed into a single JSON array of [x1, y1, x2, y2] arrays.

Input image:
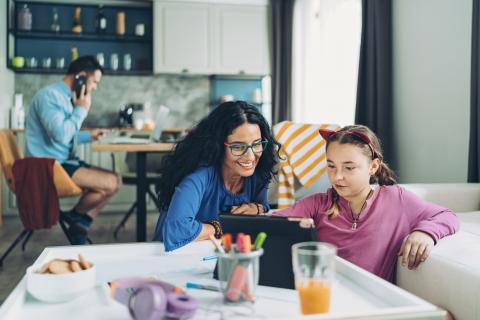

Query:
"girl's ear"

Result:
[[369, 158, 381, 176]]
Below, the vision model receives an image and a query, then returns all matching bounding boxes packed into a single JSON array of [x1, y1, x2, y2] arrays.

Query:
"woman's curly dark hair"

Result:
[[157, 101, 281, 211]]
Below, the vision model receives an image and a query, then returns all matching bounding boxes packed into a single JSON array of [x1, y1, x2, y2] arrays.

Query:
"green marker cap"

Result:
[[254, 232, 267, 249]]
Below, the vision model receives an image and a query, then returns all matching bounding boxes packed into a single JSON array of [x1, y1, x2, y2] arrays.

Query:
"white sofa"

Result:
[[398, 183, 480, 320]]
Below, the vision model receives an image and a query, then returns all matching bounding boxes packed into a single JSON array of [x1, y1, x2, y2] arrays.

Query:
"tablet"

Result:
[[215, 214, 317, 289]]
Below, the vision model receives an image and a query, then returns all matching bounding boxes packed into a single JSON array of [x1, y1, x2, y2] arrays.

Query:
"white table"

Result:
[[0, 242, 445, 320]]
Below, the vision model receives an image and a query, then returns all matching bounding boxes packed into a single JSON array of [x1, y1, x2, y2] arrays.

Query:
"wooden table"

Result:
[[92, 143, 175, 242]]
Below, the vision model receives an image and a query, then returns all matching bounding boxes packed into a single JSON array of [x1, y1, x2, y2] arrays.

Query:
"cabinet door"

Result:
[[154, 2, 214, 74], [215, 5, 270, 75]]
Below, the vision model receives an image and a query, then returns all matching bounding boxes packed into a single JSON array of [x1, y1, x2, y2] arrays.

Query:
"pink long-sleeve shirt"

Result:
[[274, 185, 459, 282]]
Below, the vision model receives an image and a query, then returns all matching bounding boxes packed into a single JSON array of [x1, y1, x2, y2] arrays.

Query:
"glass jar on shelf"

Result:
[[50, 8, 60, 33], [72, 7, 82, 34], [18, 5, 32, 31]]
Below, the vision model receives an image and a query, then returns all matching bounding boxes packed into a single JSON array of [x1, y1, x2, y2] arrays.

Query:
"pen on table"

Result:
[[186, 282, 220, 292], [202, 255, 218, 261], [208, 234, 225, 254]]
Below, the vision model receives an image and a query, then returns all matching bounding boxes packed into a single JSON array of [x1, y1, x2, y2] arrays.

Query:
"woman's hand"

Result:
[[231, 203, 264, 215], [398, 231, 435, 269]]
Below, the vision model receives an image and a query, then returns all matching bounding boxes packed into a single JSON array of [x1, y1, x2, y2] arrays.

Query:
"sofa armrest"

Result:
[[401, 183, 480, 213], [397, 231, 480, 320]]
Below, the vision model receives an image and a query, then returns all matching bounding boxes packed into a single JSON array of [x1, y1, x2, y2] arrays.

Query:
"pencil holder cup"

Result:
[[216, 249, 263, 303]]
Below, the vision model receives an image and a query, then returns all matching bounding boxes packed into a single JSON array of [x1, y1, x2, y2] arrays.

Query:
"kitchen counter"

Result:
[[11, 128, 190, 134]]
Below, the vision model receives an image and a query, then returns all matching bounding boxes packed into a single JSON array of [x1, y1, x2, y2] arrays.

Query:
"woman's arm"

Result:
[[195, 223, 216, 241], [158, 170, 209, 251]]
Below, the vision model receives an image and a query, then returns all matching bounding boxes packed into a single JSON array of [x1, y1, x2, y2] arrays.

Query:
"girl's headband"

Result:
[[319, 129, 377, 159]]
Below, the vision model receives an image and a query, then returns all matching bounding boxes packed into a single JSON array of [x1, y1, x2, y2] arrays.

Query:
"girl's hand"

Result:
[[230, 203, 264, 215], [398, 231, 435, 269]]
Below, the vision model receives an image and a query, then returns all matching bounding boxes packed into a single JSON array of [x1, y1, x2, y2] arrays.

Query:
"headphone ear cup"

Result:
[[166, 292, 198, 319], [128, 284, 167, 320]]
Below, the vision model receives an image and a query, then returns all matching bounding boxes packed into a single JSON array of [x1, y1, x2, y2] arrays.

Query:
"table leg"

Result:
[[136, 152, 147, 242]]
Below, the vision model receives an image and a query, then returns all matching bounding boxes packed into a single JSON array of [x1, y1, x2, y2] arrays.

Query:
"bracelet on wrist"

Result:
[[206, 220, 223, 239]]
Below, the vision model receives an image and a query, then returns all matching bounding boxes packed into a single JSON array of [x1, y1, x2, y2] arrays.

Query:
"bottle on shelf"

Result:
[[96, 5, 107, 34], [51, 8, 60, 33], [72, 7, 82, 34], [71, 47, 79, 62], [116, 11, 125, 35], [10, 94, 25, 129], [18, 4, 32, 31]]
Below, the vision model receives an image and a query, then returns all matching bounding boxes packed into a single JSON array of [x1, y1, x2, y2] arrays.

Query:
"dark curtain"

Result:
[[355, 0, 394, 168], [469, 0, 480, 182], [271, 0, 295, 124]]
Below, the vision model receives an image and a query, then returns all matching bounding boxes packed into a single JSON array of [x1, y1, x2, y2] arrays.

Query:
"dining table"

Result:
[[92, 142, 175, 242]]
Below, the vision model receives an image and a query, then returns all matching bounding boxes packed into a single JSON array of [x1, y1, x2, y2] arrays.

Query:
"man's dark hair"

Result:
[[67, 55, 104, 75]]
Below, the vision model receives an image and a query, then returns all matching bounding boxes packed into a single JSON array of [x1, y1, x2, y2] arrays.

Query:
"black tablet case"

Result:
[[214, 214, 317, 289]]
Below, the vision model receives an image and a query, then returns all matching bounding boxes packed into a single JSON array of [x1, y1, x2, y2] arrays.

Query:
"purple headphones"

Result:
[[110, 277, 198, 320]]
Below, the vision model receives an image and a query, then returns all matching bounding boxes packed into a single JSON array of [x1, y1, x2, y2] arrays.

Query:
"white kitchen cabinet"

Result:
[[214, 5, 270, 75], [153, 0, 270, 76], [154, 2, 215, 74]]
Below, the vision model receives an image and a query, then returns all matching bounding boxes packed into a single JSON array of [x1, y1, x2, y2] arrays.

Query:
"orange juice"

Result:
[[296, 279, 331, 314]]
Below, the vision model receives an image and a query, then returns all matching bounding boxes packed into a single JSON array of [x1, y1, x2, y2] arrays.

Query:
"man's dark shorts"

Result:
[[61, 160, 91, 177]]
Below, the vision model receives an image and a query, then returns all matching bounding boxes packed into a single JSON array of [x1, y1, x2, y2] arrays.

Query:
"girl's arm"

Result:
[[398, 186, 460, 269], [401, 187, 459, 243], [272, 193, 326, 219]]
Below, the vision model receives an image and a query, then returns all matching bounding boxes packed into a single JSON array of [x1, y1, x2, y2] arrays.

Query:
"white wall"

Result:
[[393, 0, 472, 182], [0, 5, 14, 129]]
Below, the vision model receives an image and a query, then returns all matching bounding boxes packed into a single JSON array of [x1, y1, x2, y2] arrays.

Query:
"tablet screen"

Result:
[[215, 214, 317, 289]]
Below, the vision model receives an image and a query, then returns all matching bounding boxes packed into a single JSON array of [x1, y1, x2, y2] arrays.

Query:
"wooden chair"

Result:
[[0, 129, 83, 267]]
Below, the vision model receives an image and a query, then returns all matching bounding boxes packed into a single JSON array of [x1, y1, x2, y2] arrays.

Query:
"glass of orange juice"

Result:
[[292, 242, 337, 315]]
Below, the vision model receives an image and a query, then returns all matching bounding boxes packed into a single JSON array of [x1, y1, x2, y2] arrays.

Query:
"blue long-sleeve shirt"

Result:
[[25, 81, 91, 164], [153, 165, 270, 251]]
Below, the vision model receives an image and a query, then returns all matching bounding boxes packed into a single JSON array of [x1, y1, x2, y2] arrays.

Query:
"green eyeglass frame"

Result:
[[224, 140, 268, 156]]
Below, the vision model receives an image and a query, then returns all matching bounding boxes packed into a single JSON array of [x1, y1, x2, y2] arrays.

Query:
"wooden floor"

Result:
[[0, 212, 159, 304]]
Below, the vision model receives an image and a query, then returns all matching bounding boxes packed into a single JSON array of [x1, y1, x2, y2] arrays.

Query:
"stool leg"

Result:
[[21, 230, 34, 252], [113, 202, 137, 240], [59, 219, 74, 245], [0, 229, 30, 267], [147, 188, 160, 210]]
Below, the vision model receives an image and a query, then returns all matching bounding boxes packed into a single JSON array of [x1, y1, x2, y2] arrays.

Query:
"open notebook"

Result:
[[108, 106, 170, 144]]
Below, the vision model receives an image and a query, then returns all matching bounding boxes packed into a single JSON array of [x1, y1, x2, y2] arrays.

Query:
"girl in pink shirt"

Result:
[[271, 125, 459, 283]]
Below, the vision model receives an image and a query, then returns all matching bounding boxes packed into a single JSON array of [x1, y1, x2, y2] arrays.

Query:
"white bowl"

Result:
[[26, 263, 96, 303]]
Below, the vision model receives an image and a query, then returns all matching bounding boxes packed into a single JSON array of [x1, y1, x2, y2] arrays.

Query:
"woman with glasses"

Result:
[[273, 125, 459, 283], [153, 101, 280, 251]]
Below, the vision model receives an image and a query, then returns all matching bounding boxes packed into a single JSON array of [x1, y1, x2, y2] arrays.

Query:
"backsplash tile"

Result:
[[15, 74, 210, 128]]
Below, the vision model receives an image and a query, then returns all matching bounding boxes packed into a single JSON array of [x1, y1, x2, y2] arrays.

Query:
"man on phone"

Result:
[[25, 55, 122, 245]]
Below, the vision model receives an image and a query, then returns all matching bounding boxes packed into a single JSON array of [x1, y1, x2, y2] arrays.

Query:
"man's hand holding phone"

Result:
[[72, 75, 91, 111]]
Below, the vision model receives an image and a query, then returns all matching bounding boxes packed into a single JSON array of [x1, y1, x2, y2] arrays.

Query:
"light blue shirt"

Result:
[[153, 165, 270, 251], [25, 81, 91, 164]]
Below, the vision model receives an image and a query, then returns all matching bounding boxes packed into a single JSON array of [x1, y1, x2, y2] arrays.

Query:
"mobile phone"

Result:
[[73, 75, 87, 98]]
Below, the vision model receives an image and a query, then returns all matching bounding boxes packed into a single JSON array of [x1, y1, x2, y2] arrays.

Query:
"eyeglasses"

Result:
[[224, 140, 268, 156], [319, 129, 377, 159]]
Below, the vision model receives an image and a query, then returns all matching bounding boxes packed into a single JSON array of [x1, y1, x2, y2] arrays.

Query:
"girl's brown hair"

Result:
[[324, 125, 396, 218]]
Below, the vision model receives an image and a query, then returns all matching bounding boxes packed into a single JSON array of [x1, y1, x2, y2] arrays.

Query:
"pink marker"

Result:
[[236, 233, 245, 253], [226, 264, 247, 301]]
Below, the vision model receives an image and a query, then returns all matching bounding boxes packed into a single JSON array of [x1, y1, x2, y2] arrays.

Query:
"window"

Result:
[[292, 0, 362, 126]]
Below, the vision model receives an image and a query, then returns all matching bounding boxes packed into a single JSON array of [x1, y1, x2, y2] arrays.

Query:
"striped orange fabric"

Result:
[[273, 121, 340, 208]]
